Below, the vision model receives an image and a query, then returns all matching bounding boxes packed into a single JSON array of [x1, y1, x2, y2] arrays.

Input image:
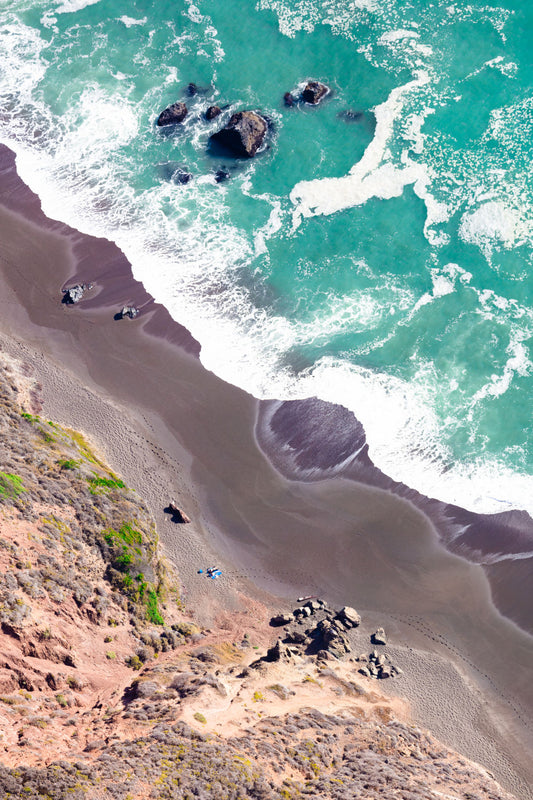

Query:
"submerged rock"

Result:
[[283, 91, 295, 107], [209, 111, 267, 158], [157, 102, 188, 126], [214, 168, 229, 183], [174, 169, 193, 185], [302, 81, 329, 105], [338, 109, 364, 122]]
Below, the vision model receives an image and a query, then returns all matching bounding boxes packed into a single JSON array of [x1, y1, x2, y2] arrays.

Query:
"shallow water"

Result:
[[1, 0, 532, 516]]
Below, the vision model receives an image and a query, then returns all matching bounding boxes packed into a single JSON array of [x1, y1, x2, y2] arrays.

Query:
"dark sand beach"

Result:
[[0, 143, 532, 798]]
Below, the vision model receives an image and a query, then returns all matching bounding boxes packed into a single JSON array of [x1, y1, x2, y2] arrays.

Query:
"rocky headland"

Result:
[[0, 352, 517, 799]]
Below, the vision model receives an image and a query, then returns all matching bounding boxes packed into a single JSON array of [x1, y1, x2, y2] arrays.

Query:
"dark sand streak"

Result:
[[0, 143, 532, 797]]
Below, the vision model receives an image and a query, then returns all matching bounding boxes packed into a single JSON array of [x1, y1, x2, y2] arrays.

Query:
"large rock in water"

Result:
[[205, 105, 222, 121], [302, 81, 329, 104], [157, 102, 188, 126], [210, 111, 267, 158]]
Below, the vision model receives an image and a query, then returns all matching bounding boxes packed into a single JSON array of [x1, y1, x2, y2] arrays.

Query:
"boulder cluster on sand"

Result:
[[262, 599, 401, 679], [355, 647, 403, 680]]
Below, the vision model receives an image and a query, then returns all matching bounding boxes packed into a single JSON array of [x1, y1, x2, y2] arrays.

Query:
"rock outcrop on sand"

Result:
[[209, 111, 268, 158], [156, 101, 188, 126], [62, 283, 92, 304], [261, 600, 402, 675], [119, 305, 139, 320], [167, 500, 191, 524], [372, 626, 387, 645]]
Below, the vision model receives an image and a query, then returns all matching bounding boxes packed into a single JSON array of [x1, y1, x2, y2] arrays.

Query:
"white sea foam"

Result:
[[119, 16, 148, 28], [459, 201, 526, 259], [468, 333, 532, 411], [290, 72, 450, 245], [259, 0, 378, 39], [54, 0, 101, 14], [378, 28, 419, 44], [0, 20, 47, 110]]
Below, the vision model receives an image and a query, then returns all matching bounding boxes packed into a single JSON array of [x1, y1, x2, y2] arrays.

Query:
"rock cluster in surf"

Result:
[[153, 76, 332, 175]]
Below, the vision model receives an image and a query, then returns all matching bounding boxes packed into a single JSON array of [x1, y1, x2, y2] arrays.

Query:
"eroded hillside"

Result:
[[0, 356, 515, 800]]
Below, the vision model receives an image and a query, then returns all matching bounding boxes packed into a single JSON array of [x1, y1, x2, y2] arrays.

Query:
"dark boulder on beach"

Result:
[[302, 81, 329, 105], [371, 627, 387, 645], [336, 605, 361, 628], [271, 613, 293, 627], [157, 102, 188, 126], [62, 283, 92, 304], [120, 306, 139, 320], [209, 111, 267, 158], [205, 105, 222, 121]]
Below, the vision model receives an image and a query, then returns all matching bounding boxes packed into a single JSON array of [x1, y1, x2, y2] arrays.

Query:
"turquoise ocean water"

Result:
[[1, 0, 532, 515]]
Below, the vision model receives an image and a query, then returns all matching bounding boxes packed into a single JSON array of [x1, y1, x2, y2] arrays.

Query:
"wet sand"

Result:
[[0, 143, 532, 798]]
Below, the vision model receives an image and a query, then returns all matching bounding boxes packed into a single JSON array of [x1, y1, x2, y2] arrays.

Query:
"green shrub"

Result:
[[146, 589, 164, 625], [0, 472, 26, 500], [57, 459, 79, 470], [20, 412, 39, 422], [117, 522, 142, 545], [88, 475, 126, 494], [114, 552, 134, 572], [193, 712, 207, 724]]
